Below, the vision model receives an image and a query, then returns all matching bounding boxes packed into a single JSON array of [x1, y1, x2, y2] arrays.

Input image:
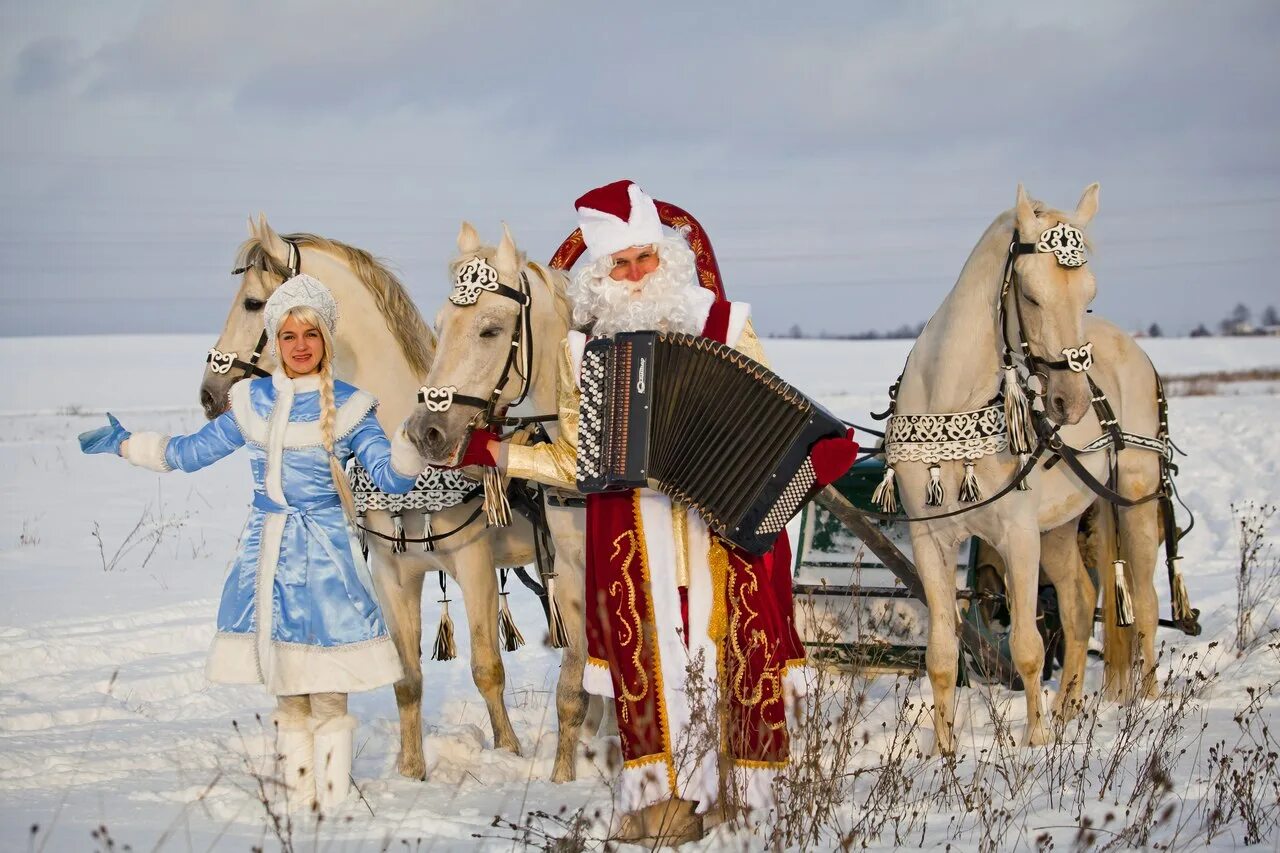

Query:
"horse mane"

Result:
[[236, 233, 436, 377]]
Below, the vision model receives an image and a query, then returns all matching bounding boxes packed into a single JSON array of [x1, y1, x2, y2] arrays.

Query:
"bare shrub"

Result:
[[1232, 501, 1280, 652]]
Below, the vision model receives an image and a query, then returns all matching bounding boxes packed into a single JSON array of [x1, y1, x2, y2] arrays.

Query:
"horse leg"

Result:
[[1039, 521, 1096, 725], [1119, 500, 1161, 699], [452, 546, 522, 754], [992, 524, 1049, 746], [550, 548, 588, 783], [911, 527, 963, 755], [374, 558, 428, 780]]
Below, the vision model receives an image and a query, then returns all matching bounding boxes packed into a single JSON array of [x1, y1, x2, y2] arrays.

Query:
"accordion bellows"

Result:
[[576, 331, 844, 555]]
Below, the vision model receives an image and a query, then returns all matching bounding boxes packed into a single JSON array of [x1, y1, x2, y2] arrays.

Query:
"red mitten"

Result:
[[810, 428, 859, 487], [459, 427, 500, 467]]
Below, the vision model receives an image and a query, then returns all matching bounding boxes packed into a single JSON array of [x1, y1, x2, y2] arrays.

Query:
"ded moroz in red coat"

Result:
[[575, 299, 808, 816]]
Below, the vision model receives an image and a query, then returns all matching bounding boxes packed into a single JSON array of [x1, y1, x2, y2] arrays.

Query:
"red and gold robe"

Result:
[[507, 301, 805, 815]]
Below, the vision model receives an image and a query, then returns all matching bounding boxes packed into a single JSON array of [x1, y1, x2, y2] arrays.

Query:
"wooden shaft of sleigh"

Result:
[[813, 486, 1019, 686]]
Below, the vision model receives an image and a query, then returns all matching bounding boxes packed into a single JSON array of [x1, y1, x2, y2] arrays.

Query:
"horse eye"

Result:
[[243, 298, 266, 311], [479, 326, 502, 339], [1023, 293, 1041, 308]]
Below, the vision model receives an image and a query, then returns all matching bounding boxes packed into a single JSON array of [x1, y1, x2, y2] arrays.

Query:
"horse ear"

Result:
[[247, 215, 259, 238], [256, 212, 291, 268], [1015, 183, 1040, 237], [495, 223, 518, 279], [1073, 182, 1100, 228], [457, 222, 481, 255]]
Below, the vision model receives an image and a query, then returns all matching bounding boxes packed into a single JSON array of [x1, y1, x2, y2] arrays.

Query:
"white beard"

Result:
[[567, 236, 715, 338]]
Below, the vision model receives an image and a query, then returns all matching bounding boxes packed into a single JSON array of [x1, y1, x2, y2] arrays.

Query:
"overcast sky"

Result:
[[2, 0, 1277, 338]]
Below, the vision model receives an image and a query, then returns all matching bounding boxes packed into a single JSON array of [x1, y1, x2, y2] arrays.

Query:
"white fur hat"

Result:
[[575, 180, 664, 261], [264, 274, 339, 353]]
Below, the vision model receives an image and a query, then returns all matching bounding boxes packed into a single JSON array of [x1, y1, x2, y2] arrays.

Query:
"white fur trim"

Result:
[[390, 424, 425, 478], [205, 631, 403, 694], [265, 373, 293, 504], [579, 183, 663, 261], [291, 375, 322, 393], [311, 713, 358, 735], [784, 662, 813, 702], [733, 763, 781, 822], [123, 431, 172, 472], [583, 660, 614, 698], [230, 380, 266, 444], [277, 388, 377, 449], [726, 302, 751, 348], [618, 760, 674, 814], [567, 330, 587, 388], [636, 492, 719, 809]]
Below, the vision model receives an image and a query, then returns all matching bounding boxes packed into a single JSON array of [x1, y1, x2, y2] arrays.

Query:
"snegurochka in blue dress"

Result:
[[79, 274, 427, 813]]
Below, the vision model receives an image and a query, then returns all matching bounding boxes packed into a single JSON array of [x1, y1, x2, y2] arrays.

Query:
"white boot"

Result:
[[270, 711, 315, 812], [312, 713, 357, 813]]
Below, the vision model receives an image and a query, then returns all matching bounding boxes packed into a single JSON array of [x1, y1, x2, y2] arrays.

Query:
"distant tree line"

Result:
[[772, 303, 1279, 340]]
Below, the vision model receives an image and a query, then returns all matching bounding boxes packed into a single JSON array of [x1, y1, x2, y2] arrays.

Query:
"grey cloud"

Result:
[[12, 36, 83, 95]]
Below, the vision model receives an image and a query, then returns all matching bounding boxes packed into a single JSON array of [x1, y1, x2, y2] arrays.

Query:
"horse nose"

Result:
[[200, 387, 221, 420], [424, 425, 447, 453], [1048, 392, 1069, 424]]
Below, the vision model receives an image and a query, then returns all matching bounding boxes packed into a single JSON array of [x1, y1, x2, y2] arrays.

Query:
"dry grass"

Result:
[[1164, 367, 1280, 397]]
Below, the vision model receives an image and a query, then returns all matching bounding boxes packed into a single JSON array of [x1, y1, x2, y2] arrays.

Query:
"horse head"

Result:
[[407, 222, 569, 465], [199, 214, 296, 419], [1009, 182, 1100, 426]]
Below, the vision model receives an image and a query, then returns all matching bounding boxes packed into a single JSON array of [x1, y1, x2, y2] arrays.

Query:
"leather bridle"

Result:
[[417, 259, 550, 431], [998, 225, 1095, 381], [206, 239, 301, 382]]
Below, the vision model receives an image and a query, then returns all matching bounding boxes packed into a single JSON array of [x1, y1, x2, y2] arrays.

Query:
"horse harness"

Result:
[[416, 256, 556, 431], [862, 222, 1198, 634]]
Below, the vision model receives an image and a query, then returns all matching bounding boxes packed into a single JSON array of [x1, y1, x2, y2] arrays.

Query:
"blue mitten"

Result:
[[78, 413, 131, 456]]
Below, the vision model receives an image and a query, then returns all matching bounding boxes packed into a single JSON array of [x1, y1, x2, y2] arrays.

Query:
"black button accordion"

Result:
[[575, 331, 845, 556]]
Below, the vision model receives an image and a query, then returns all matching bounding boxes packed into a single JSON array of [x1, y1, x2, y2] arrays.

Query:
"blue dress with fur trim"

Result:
[[131, 373, 418, 695]]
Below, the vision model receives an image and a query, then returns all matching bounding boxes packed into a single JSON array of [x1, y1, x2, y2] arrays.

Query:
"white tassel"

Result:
[[959, 462, 981, 503], [482, 466, 512, 528], [1016, 453, 1032, 491], [431, 595, 457, 661], [498, 592, 525, 652], [1113, 560, 1135, 627], [871, 467, 898, 513], [926, 465, 945, 507], [391, 513, 407, 554], [1170, 559, 1194, 625], [421, 512, 435, 553], [544, 573, 568, 649], [1003, 364, 1035, 455]]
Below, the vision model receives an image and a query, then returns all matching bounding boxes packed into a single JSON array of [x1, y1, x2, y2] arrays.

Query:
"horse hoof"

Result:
[[1024, 724, 1051, 747], [398, 755, 427, 781], [497, 737, 523, 756], [551, 762, 576, 784]]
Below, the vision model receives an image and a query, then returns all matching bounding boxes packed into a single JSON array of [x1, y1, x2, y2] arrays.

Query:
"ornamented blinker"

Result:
[[450, 256, 501, 305], [1061, 341, 1094, 373], [1036, 222, 1087, 268], [208, 348, 238, 375], [418, 385, 457, 412]]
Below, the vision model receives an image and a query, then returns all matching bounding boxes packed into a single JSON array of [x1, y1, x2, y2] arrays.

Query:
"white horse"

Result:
[[404, 223, 591, 784], [888, 184, 1170, 753], [200, 216, 537, 780]]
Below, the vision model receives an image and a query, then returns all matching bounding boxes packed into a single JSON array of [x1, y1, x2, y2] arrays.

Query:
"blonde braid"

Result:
[[306, 318, 359, 523]]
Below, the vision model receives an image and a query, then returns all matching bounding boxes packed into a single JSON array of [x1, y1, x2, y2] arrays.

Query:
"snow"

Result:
[[2, 335, 1278, 851]]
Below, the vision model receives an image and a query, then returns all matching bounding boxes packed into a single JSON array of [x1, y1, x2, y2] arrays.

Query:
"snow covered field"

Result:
[[2, 334, 1278, 851]]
